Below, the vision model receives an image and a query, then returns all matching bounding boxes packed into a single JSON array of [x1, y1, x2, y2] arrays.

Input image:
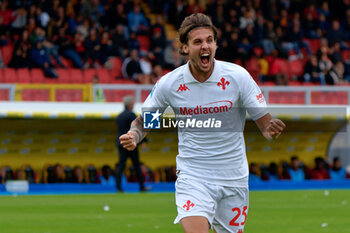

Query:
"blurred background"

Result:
[[0, 0, 349, 193]]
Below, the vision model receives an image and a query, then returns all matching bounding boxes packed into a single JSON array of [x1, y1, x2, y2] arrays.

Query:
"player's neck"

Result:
[[189, 62, 214, 83]]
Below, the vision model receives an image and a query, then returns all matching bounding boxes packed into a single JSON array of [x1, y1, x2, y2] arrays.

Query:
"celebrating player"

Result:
[[119, 13, 285, 233]]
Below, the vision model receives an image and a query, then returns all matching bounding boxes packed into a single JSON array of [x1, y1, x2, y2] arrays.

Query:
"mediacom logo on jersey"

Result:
[[143, 109, 222, 129]]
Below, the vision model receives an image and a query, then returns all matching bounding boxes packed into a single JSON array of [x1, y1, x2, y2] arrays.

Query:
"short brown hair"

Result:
[[178, 13, 218, 55]]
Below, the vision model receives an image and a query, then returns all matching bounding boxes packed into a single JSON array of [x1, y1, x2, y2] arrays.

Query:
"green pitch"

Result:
[[0, 190, 349, 233]]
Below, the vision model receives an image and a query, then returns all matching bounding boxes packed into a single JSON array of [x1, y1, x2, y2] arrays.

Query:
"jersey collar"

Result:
[[183, 59, 221, 84]]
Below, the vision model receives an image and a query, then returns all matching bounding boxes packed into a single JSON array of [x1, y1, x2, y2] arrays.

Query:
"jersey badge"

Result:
[[217, 77, 230, 90]]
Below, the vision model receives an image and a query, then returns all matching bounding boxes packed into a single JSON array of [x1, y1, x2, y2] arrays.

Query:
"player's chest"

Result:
[[169, 79, 239, 107]]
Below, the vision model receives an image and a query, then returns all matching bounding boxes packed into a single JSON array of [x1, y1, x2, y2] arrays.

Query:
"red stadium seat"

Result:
[[0, 68, 4, 83], [1, 45, 14, 66], [83, 69, 96, 83], [288, 60, 304, 80], [302, 38, 320, 55], [3, 68, 17, 83], [108, 57, 123, 80], [104, 90, 135, 102], [96, 68, 111, 83], [136, 35, 150, 52], [69, 69, 83, 83], [0, 89, 9, 100], [56, 68, 70, 83], [342, 50, 350, 61], [61, 57, 73, 68], [261, 81, 276, 86], [245, 57, 260, 81], [17, 68, 31, 83], [31, 69, 45, 83]]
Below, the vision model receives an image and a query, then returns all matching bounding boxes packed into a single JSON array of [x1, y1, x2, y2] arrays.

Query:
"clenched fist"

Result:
[[119, 131, 137, 151], [266, 118, 286, 139]]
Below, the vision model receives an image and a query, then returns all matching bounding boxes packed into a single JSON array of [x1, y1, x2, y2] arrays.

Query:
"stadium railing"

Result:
[[1, 84, 350, 105]]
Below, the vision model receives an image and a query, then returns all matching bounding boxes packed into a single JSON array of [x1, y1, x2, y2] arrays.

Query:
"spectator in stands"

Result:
[[283, 22, 312, 58], [164, 165, 177, 182], [127, 4, 149, 35], [249, 162, 262, 183], [99, 30, 114, 66], [287, 156, 305, 181], [151, 14, 166, 41], [329, 157, 347, 180], [64, 165, 74, 182], [106, 3, 128, 29], [112, 24, 129, 59], [310, 157, 330, 180], [140, 163, 155, 182], [303, 55, 325, 84], [116, 95, 148, 192], [150, 64, 164, 84], [168, 0, 188, 29], [99, 165, 116, 185], [0, 1, 14, 33], [327, 20, 348, 50], [24, 165, 36, 183], [139, 52, 153, 84], [16, 169, 25, 180], [265, 162, 280, 181], [73, 32, 86, 61], [54, 27, 83, 68], [330, 42, 343, 64], [0, 16, 9, 47], [86, 165, 99, 183], [73, 166, 85, 183], [127, 32, 140, 51], [318, 13, 331, 37], [84, 27, 104, 68], [164, 39, 186, 69], [122, 49, 143, 82], [150, 27, 166, 65], [318, 46, 333, 81], [51, 5, 66, 37], [36, 7, 50, 28], [53, 163, 65, 183], [32, 27, 64, 68], [11, 7, 27, 37], [303, 11, 320, 39], [326, 61, 346, 85], [30, 40, 58, 78], [343, 52, 350, 82]]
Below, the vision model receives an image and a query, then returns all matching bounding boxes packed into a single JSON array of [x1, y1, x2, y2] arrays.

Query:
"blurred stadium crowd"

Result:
[[0, 156, 349, 184], [0, 0, 350, 84], [0, 163, 177, 184], [1, 0, 350, 185]]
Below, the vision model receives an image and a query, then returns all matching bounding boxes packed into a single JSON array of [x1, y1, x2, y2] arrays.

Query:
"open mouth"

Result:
[[200, 54, 210, 65]]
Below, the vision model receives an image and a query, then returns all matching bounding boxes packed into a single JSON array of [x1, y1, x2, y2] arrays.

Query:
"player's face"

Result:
[[183, 27, 217, 79]]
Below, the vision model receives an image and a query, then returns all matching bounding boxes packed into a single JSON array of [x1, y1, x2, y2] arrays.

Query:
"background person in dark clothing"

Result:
[[116, 95, 146, 192]]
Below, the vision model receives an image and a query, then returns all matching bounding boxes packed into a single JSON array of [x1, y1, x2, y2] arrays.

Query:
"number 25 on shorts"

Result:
[[229, 206, 248, 226]]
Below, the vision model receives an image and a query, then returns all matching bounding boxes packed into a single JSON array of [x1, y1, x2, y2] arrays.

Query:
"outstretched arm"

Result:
[[255, 113, 286, 140], [119, 115, 148, 151]]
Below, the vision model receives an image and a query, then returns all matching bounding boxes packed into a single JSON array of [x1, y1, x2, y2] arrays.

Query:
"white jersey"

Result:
[[143, 60, 267, 186]]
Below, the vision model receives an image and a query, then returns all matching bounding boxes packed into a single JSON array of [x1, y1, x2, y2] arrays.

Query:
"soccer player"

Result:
[[119, 13, 285, 233]]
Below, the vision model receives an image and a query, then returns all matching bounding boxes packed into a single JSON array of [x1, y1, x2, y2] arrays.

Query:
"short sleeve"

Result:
[[239, 69, 268, 120], [142, 79, 169, 110]]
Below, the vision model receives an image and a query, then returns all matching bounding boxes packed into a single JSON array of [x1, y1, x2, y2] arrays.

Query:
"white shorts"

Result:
[[174, 177, 249, 233]]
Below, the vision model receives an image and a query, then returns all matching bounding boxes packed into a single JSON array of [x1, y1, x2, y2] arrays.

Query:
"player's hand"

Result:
[[266, 118, 286, 140], [119, 131, 137, 151]]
